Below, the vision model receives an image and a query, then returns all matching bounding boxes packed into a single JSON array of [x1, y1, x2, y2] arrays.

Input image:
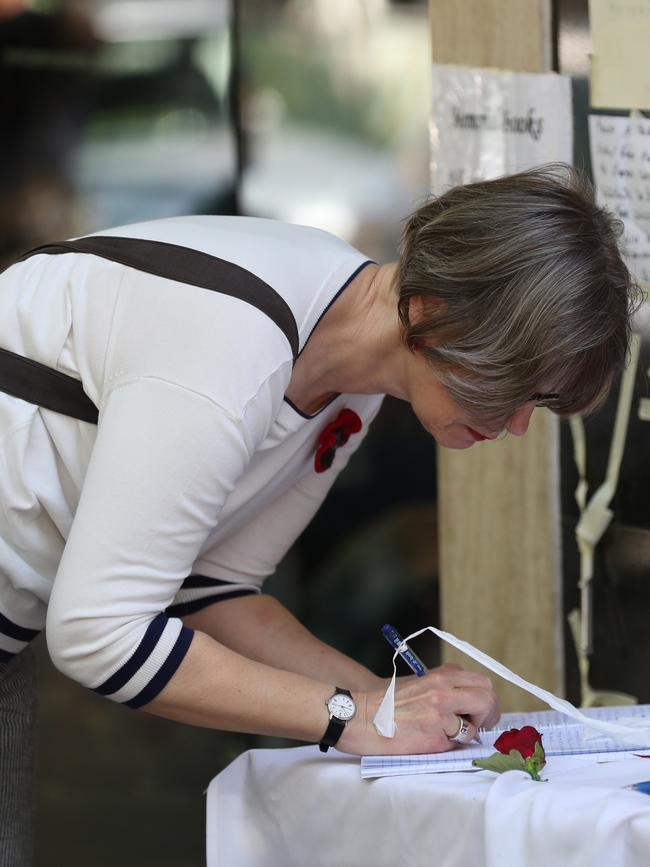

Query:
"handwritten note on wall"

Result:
[[589, 115, 650, 285]]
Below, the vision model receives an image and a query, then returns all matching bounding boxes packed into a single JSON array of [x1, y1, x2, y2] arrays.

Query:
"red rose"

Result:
[[494, 725, 543, 759], [474, 724, 546, 780]]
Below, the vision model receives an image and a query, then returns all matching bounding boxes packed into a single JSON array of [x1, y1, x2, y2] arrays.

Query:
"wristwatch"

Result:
[[319, 687, 356, 753]]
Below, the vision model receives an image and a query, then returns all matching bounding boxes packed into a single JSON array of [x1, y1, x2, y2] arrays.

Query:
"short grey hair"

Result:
[[397, 164, 640, 429]]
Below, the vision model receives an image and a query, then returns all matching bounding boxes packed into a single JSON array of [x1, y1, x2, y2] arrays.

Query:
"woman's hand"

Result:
[[340, 662, 499, 756]]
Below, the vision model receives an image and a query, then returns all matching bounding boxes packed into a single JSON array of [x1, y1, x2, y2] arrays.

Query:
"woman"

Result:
[[0, 164, 636, 863]]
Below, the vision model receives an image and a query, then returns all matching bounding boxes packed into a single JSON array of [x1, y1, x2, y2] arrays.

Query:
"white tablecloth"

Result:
[[206, 746, 650, 867]]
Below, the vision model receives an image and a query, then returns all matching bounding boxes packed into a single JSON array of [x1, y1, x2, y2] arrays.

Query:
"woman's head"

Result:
[[397, 164, 640, 433]]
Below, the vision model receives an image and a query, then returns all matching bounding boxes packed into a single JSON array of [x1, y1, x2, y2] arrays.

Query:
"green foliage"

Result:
[[473, 749, 527, 775], [473, 741, 546, 782]]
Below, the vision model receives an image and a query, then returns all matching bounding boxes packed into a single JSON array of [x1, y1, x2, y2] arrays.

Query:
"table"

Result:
[[206, 745, 650, 867]]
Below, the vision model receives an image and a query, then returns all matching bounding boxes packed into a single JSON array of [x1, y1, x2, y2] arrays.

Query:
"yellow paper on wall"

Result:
[[589, 0, 650, 109]]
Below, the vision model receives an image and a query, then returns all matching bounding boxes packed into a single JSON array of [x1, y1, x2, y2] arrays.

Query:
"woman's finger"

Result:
[[480, 705, 501, 731], [432, 685, 498, 718], [425, 666, 494, 691], [461, 698, 500, 731], [443, 713, 478, 747]]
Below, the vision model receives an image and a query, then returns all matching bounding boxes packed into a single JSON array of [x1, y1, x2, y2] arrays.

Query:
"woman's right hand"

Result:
[[340, 663, 500, 756]]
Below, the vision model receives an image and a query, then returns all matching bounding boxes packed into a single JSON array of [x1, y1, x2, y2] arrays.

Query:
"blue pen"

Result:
[[382, 624, 428, 676], [626, 780, 650, 796]]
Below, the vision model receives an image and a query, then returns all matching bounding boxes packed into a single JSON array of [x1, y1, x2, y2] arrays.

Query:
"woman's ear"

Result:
[[407, 295, 427, 326], [407, 295, 446, 351], [408, 295, 445, 325]]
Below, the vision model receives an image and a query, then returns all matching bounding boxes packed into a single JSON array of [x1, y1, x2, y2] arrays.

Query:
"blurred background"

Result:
[[1, 1, 438, 864]]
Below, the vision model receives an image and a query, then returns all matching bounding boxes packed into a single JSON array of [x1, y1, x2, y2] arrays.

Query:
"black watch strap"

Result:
[[319, 717, 346, 753], [318, 687, 352, 754]]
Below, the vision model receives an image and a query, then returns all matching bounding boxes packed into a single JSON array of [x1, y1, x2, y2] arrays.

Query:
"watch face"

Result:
[[328, 693, 356, 721]]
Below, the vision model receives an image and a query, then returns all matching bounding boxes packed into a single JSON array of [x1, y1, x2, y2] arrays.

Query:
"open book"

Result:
[[361, 704, 650, 779]]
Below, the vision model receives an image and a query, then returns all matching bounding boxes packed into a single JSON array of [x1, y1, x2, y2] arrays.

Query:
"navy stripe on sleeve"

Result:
[[180, 575, 233, 590], [125, 626, 194, 709], [94, 613, 167, 697], [0, 611, 40, 643], [180, 575, 258, 591], [166, 589, 257, 618]]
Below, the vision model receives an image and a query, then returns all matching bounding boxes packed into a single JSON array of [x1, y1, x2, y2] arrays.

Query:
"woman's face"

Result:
[[404, 352, 538, 450]]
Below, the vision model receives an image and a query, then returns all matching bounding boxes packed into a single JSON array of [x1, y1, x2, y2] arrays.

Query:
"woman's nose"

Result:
[[505, 402, 536, 437]]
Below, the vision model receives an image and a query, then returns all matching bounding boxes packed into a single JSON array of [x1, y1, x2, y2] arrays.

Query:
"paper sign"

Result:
[[589, 114, 650, 285], [430, 64, 573, 193], [589, 0, 650, 110]]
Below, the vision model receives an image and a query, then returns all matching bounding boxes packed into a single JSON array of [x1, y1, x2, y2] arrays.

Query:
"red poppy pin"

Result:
[[314, 409, 362, 473]]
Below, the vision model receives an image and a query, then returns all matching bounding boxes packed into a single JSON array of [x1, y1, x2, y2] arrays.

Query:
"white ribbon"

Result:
[[372, 625, 650, 744]]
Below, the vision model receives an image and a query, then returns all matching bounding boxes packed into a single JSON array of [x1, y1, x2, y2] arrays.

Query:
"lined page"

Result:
[[361, 705, 650, 779]]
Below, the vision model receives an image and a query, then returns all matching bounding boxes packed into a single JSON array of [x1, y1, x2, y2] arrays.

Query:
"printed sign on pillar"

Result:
[[430, 64, 573, 193]]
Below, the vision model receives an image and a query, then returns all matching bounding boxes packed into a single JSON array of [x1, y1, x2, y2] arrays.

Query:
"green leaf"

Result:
[[472, 750, 527, 774]]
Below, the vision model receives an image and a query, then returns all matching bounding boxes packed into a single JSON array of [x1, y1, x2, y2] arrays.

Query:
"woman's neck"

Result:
[[285, 262, 406, 413]]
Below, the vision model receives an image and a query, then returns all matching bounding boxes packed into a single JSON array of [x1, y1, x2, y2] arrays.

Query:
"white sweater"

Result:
[[0, 215, 383, 706]]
